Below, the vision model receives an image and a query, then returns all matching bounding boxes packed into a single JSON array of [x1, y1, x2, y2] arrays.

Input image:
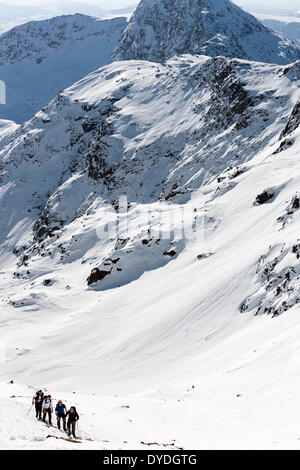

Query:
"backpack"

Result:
[[34, 393, 44, 403]]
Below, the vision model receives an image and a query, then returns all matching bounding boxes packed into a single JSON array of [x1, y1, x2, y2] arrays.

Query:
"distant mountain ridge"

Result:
[[260, 18, 300, 46], [0, 13, 125, 66], [0, 1, 107, 32], [115, 0, 300, 64], [0, 14, 127, 123]]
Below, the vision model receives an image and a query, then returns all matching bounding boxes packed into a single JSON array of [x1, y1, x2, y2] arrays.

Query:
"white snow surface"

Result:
[[0, 14, 127, 123], [0, 119, 18, 140], [0, 54, 300, 449]]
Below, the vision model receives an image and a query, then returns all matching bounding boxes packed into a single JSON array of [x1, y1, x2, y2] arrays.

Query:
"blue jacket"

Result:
[[55, 403, 66, 416]]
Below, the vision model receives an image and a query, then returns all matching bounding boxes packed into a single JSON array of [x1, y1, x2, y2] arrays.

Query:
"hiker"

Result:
[[42, 395, 53, 425], [55, 400, 67, 431], [66, 406, 79, 438], [32, 390, 44, 419]]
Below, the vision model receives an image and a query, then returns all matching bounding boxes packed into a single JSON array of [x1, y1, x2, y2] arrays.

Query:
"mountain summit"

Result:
[[115, 0, 300, 64]]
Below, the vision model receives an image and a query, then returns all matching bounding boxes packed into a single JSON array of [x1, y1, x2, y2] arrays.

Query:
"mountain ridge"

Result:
[[0, 55, 299, 291]]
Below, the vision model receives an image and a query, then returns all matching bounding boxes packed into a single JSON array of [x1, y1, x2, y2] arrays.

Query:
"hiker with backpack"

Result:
[[32, 390, 44, 419], [42, 395, 53, 425], [66, 406, 79, 438], [55, 400, 67, 431]]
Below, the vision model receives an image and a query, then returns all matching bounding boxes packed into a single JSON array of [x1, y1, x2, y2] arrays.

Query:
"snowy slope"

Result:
[[0, 14, 127, 123], [115, 0, 300, 64], [0, 119, 18, 141], [0, 53, 300, 448]]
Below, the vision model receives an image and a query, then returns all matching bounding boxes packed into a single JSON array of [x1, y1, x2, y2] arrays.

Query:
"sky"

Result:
[[0, 0, 299, 10], [0, 0, 299, 17], [235, 0, 300, 10], [0, 0, 135, 8]]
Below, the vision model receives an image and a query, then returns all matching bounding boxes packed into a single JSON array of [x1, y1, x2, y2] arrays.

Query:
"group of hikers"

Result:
[[32, 390, 80, 439]]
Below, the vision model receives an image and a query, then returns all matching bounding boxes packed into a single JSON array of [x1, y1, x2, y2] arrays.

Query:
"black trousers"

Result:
[[43, 408, 52, 424], [67, 420, 77, 437], [57, 415, 66, 430], [35, 402, 42, 419]]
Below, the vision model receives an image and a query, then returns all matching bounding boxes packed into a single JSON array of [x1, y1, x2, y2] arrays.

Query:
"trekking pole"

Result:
[[27, 404, 33, 416]]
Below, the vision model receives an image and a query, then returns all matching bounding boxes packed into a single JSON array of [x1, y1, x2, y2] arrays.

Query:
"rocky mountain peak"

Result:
[[115, 0, 300, 64]]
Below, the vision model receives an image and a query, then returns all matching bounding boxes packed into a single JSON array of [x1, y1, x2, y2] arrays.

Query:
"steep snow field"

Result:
[[0, 14, 127, 123], [0, 119, 18, 140], [1, 138, 300, 448], [0, 52, 300, 448]]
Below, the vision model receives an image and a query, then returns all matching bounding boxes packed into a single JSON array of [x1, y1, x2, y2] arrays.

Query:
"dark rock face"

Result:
[[115, 0, 300, 65], [87, 268, 112, 286], [255, 191, 275, 205], [206, 59, 254, 130], [34, 209, 63, 242], [281, 100, 300, 138], [292, 196, 300, 211], [240, 243, 300, 317], [197, 252, 213, 260], [163, 250, 177, 257], [274, 138, 294, 155], [277, 193, 300, 228]]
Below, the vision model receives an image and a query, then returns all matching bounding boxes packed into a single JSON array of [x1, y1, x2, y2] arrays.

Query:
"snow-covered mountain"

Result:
[[0, 14, 127, 123], [0, 53, 300, 447], [115, 0, 300, 64], [1, 2, 299, 126], [0, 56, 298, 258], [260, 18, 300, 46]]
